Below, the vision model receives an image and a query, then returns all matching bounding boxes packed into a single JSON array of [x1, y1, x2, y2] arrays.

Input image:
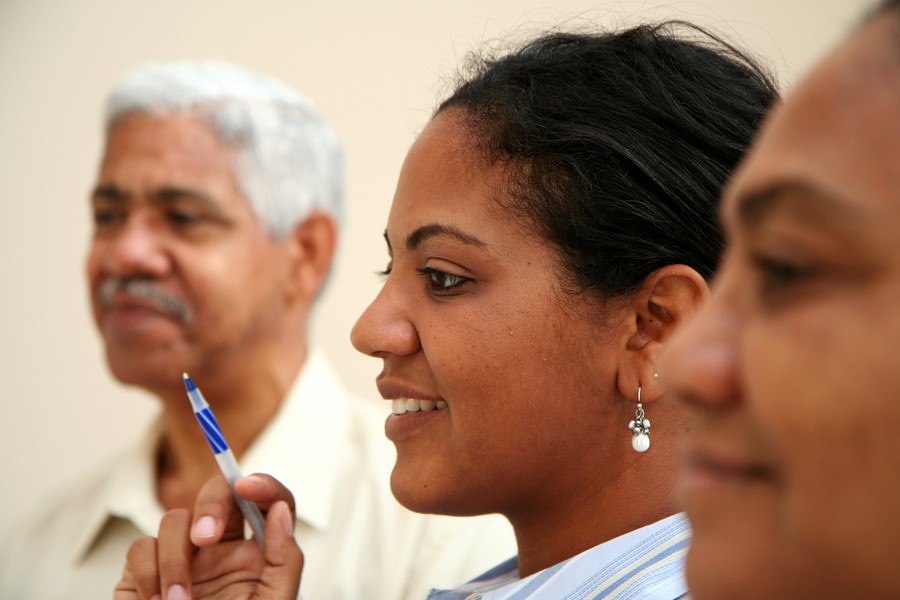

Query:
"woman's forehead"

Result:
[[723, 14, 900, 227], [388, 114, 524, 237]]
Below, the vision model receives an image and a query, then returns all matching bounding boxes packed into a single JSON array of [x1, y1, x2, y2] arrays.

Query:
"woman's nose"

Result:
[[661, 282, 742, 411], [351, 279, 421, 358]]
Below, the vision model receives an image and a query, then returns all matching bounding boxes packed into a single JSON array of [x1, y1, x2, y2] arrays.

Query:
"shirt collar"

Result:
[[71, 415, 165, 563], [427, 513, 690, 600], [240, 350, 348, 532], [72, 350, 348, 561]]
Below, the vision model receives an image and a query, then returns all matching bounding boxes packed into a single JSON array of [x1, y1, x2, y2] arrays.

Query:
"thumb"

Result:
[[255, 500, 303, 600]]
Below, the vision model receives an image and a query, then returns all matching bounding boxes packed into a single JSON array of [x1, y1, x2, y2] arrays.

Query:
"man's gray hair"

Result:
[[105, 60, 344, 240]]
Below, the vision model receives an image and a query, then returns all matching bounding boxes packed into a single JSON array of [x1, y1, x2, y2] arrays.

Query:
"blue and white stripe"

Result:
[[183, 374, 230, 455], [195, 407, 228, 454], [428, 513, 690, 600]]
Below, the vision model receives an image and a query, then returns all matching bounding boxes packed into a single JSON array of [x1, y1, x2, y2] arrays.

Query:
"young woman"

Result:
[[115, 21, 777, 600]]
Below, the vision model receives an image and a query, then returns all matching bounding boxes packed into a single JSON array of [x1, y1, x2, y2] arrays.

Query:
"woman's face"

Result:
[[662, 15, 900, 599], [351, 109, 630, 519]]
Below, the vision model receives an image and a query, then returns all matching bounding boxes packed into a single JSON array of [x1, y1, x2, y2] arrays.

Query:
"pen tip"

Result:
[[182, 372, 196, 392]]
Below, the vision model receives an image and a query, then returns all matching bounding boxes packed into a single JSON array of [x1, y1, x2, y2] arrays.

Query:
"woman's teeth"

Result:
[[391, 398, 448, 415]]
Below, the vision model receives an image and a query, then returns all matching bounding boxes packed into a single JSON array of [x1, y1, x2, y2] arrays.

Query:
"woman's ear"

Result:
[[283, 209, 338, 302], [616, 264, 709, 402]]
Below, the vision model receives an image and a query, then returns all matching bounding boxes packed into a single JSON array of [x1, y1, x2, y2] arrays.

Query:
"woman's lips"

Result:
[[383, 396, 449, 442], [680, 447, 773, 491], [384, 406, 446, 442]]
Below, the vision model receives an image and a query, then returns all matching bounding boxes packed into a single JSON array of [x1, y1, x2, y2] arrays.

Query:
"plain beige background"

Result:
[[0, 0, 868, 526]]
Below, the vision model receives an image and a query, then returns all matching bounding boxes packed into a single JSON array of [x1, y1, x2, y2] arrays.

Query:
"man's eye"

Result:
[[418, 267, 470, 294], [168, 211, 203, 226], [92, 208, 124, 227]]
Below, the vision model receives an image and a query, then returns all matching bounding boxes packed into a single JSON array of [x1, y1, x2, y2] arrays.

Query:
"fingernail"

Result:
[[243, 474, 264, 486], [278, 501, 294, 537], [192, 515, 217, 539], [166, 584, 189, 600]]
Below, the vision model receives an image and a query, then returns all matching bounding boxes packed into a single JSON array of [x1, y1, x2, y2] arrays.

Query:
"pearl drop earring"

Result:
[[628, 385, 651, 452]]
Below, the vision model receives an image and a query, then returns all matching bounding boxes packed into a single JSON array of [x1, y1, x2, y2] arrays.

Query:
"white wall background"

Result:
[[0, 0, 868, 525]]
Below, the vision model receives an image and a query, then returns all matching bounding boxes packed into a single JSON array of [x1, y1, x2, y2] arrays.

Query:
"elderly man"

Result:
[[0, 60, 514, 600]]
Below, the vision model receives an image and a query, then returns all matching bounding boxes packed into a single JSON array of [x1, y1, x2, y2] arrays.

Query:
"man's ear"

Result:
[[284, 210, 338, 302], [616, 264, 709, 402]]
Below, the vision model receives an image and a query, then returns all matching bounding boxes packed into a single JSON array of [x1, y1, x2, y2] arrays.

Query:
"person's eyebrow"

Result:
[[405, 223, 487, 250], [91, 184, 127, 202], [90, 184, 223, 212], [735, 183, 857, 230], [153, 186, 231, 220], [154, 186, 218, 206]]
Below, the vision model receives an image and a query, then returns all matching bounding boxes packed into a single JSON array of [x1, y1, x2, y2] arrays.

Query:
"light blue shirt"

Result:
[[426, 513, 690, 600]]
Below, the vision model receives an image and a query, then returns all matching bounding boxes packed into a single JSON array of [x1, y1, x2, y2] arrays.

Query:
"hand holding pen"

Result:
[[114, 474, 304, 600], [114, 374, 304, 600]]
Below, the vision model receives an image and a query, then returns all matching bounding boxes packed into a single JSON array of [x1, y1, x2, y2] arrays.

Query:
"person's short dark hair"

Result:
[[437, 21, 778, 301], [870, 0, 900, 25]]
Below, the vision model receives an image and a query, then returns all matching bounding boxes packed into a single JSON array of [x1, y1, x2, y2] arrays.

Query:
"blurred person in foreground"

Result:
[[114, 21, 777, 599], [0, 60, 516, 600], [662, 1, 900, 598]]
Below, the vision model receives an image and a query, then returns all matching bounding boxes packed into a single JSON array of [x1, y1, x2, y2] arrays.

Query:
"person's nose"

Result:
[[661, 273, 742, 411], [93, 214, 171, 280], [351, 277, 421, 359]]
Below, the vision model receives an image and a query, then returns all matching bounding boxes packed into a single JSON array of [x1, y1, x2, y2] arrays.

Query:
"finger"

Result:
[[256, 501, 304, 600], [156, 508, 195, 600], [117, 536, 161, 600], [190, 475, 244, 547], [233, 473, 296, 514], [111, 582, 139, 600], [113, 558, 139, 600]]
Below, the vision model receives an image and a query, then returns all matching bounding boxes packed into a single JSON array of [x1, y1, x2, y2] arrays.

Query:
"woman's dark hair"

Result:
[[437, 20, 778, 299]]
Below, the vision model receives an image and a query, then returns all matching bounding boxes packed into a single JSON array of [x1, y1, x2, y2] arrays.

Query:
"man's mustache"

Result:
[[97, 277, 194, 324]]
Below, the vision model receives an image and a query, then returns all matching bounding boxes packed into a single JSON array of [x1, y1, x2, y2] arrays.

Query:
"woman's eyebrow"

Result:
[[734, 183, 858, 231], [405, 223, 487, 250]]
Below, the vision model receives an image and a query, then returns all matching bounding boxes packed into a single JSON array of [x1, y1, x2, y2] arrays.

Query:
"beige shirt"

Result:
[[0, 352, 517, 599]]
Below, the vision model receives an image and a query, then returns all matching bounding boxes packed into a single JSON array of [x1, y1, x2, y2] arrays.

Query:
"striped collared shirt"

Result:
[[427, 512, 690, 600]]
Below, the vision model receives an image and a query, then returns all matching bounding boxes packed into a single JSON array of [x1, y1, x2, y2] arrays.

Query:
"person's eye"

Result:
[[377, 260, 393, 277], [753, 254, 816, 300], [418, 266, 470, 295], [92, 207, 124, 228], [167, 211, 204, 226]]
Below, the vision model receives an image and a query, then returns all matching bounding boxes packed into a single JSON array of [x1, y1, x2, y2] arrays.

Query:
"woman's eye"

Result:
[[753, 255, 815, 298], [377, 261, 393, 277], [418, 267, 470, 294]]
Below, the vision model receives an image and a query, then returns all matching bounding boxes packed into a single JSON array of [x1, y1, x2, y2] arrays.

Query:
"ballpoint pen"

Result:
[[182, 372, 266, 550]]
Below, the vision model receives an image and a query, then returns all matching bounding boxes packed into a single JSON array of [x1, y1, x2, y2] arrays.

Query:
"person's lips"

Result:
[[376, 379, 448, 442], [680, 445, 774, 491], [103, 292, 171, 315]]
